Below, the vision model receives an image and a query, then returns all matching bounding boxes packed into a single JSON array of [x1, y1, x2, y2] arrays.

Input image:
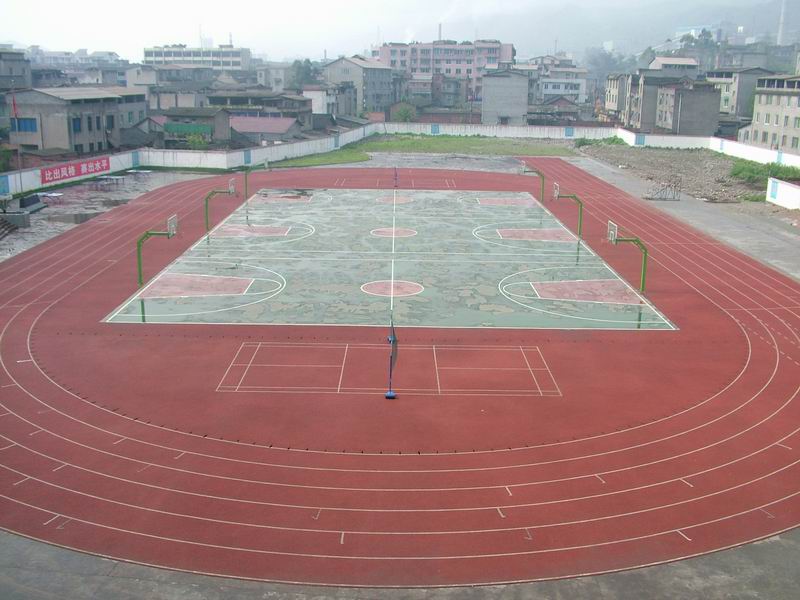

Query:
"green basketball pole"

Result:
[[204, 189, 231, 233], [136, 229, 171, 287], [522, 167, 545, 204], [556, 193, 584, 239], [615, 236, 649, 292]]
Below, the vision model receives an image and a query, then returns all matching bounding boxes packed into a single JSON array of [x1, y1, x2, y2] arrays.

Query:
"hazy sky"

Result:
[[0, 0, 786, 62]]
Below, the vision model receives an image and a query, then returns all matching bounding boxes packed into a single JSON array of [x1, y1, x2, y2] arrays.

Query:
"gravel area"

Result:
[[0, 171, 208, 262], [578, 145, 799, 229]]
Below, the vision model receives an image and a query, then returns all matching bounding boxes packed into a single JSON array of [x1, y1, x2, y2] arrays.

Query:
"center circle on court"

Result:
[[370, 227, 418, 238], [361, 280, 425, 297], [377, 195, 414, 204]]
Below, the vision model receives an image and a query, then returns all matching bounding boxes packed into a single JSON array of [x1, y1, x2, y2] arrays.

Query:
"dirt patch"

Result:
[[579, 145, 799, 228]]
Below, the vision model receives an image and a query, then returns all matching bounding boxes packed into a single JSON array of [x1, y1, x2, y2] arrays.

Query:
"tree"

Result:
[[584, 47, 637, 82], [287, 59, 318, 89], [185, 134, 208, 150], [394, 104, 416, 122]]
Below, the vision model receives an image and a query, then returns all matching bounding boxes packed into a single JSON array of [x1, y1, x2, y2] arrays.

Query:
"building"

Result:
[[372, 39, 514, 101], [255, 62, 291, 92], [705, 67, 774, 117], [0, 50, 32, 91], [655, 80, 721, 135], [230, 116, 301, 144], [31, 66, 72, 88], [25, 46, 128, 69], [738, 75, 800, 154], [162, 107, 232, 147], [7, 87, 145, 154], [301, 82, 356, 116], [125, 64, 215, 88], [648, 57, 699, 79], [603, 73, 630, 123], [143, 45, 252, 71], [205, 90, 313, 130], [73, 66, 126, 86], [481, 69, 528, 125], [323, 55, 393, 113]]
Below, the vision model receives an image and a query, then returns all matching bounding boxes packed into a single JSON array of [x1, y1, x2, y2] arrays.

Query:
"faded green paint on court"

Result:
[[107, 188, 674, 330]]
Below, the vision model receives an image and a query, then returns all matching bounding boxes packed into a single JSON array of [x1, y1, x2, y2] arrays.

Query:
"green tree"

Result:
[[185, 133, 208, 150], [287, 59, 318, 89], [0, 147, 12, 173], [394, 104, 415, 122]]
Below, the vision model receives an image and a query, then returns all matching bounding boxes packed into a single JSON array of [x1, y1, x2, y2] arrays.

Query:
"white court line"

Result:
[[520, 347, 542, 395], [432, 346, 442, 395], [676, 530, 692, 541]]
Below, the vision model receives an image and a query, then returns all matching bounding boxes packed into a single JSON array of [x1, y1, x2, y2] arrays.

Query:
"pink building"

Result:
[[372, 39, 515, 100]]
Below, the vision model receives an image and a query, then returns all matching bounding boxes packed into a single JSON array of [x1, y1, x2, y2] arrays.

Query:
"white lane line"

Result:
[[43, 514, 60, 526], [1, 384, 17, 388], [28, 429, 42, 436], [0, 443, 15, 451], [676, 530, 692, 541], [136, 464, 151, 473], [505, 486, 513, 496], [432, 346, 442, 395], [524, 528, 533, 540], [760, 508, 775, 519], [56, 518, 71, 530], [113, 437, 126, 445], [595, 474, 606, 484], [496, 507, 506, 518], [16, 359, 33, 363], [337, 345, 349, 393], [13, 477, 29, 486], [680, 478, 694, 488], [776, 442, 793, 450], [339, 532, 345, 545], [312, 508, 321, 520], [51, 464, 66, 472], [174, 452, 185, 460]]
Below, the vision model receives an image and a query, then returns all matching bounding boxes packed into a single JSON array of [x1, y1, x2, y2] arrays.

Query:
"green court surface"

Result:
[[107, 188, 674, 330]]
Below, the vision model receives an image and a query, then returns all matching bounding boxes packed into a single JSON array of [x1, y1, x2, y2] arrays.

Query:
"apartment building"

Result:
[[481, 69, 528, 125], [372, 39, 514, 101], [205, 89, 313, 130], [255, 62, 291, 92], [301, 82, 357, 116], [705, 67, 773, 117], [323, 55, 393, 112], [603, 73, 630, 123], [648, 57, 700, 79], [143, 45, 252, 71], [739, 75, 800, 154], [7, 87, 146, 154], [0, 50, 32, 91], [655, 80, 721, 135]]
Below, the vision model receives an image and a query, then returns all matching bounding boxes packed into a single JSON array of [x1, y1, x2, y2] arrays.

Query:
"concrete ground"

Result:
[[2, 152, 799, 599]]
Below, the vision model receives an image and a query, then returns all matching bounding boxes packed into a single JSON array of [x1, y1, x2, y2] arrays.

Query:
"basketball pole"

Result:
[[556, 193, 584, 239], [522, 166, 545, 205], [615, 236, 649, 292], [203, 187, 234, 236]]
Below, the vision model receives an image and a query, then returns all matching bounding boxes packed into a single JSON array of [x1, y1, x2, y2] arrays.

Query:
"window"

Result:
[[775, 113, 779, 125], [128, 111, 134, 123], [72, 117, 81, 133], [784, 115, 789, 127], [755, 112, 760, 123], [10, 117, 37, 133], [772, 133, 777, 145], [795, 117, 800, 128], [766, 95, 772, 105], [743, 131, 750, 141], [97, 142, 103, 150], [765, 114, 770, 125], [74, 144, 84, 153], [96, 116, 101, 130], [87, 115, 93, 131], [792, 137, 799, 149], [762, 131, 768, 142], [89, 142, 94, 152], [105, 115, 113, 129]]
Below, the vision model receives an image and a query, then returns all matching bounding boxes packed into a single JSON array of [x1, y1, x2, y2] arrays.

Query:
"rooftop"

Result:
[[230, 116, 297, 134], [33, 87, 121, 100]]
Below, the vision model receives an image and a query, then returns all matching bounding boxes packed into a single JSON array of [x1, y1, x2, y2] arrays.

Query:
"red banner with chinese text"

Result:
[[40, 156, 111, 184]]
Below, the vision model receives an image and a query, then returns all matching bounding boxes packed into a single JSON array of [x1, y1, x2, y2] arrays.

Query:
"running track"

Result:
[[0, 162, 799, 587]]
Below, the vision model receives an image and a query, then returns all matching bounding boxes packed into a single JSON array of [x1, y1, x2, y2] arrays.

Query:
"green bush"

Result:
[[730, 160, 800, 188], [574, 136, 626, 148]]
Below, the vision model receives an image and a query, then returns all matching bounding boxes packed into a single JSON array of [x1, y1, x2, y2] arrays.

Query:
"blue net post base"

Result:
[[385, 390, 397, 399]]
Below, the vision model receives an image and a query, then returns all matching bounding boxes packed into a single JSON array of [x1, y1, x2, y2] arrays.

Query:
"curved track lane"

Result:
[[1, 165, 799, 587]]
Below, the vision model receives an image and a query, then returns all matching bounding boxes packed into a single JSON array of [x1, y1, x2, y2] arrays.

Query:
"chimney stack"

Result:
[[438, 23, 442, 41]]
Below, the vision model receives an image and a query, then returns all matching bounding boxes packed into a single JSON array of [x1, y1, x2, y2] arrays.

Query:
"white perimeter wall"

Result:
[[4, 123, 800, 197], [767, 177, 800, 209]]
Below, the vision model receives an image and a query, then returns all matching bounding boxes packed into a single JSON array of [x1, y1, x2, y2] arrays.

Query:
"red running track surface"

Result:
[[1, 164, 799, 587]]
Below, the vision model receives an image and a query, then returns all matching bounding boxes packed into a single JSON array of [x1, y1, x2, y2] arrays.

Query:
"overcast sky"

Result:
[[0, 0, 787, 62]]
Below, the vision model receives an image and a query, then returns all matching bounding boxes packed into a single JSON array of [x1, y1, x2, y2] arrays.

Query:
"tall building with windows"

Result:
[[372, 39, 514, 101], [738, 75, 800, 154], [143, 45, 252, 71]]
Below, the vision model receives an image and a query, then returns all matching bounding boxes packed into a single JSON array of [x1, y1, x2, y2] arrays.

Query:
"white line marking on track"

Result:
[[432, 346, 441, 394], [337, 345, 348, 393], [524, 528, 533, 540], [505, 486, 513, 496], [676, 530, 692, 541], [43, 514, 60, 526], [776, 442, 793, 450], [0, 443, 15, 451], [680, 478, 694, 488], [136, 464, 151, 473], [312, 508, 321, 520], [1, 384, 17, 388], [113, 437, 126, 445], [760, 508, 775, 519], [51, 464, 66, 472], [174, 452, 185, 460], [56, 518, 71, 530], [339, 532, 345, 544], [28, 429, 41, 436], [16, 359, 32, 363], [13, 477, 29, 486], [595, 474, 606, 484], [496, 507, 506, 518]]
